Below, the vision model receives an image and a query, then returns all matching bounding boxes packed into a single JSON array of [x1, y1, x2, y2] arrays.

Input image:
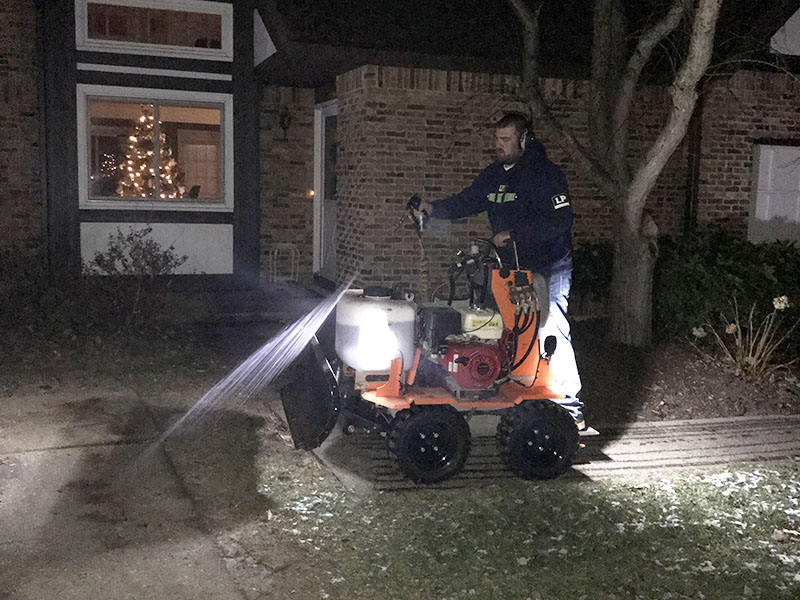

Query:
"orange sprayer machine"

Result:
[[282, 240, 581, 484]]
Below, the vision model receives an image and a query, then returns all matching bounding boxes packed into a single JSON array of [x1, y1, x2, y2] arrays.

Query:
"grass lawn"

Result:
[[252, 459, 800, 600]]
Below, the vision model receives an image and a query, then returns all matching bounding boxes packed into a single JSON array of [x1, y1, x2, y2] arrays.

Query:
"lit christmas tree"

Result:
[[115, 105, 184, 199]]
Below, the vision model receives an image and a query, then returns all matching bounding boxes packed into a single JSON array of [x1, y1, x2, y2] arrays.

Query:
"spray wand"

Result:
[[391, 194, 430, 299]]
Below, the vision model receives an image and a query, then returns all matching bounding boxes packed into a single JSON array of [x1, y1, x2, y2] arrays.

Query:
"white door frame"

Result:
[[313, 99, 338, 273]]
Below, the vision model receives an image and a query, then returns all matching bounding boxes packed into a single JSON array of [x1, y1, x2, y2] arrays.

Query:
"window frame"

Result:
[[77, 84, 234, 212], [749, 142, 800, 242], [75, 0, 234, 62]]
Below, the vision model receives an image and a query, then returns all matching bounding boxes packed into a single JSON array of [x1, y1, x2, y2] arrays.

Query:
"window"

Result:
[[75, 0, 233, 61], [78, 85, 234, 212], [749, 144, 800, 242]]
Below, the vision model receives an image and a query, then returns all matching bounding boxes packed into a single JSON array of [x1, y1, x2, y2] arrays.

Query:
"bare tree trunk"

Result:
[[611, 211, 659, 346], [609, 0, 721, 345]]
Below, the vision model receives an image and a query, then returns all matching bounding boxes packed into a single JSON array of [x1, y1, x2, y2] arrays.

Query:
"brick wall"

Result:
[[334, 65, 687, 293], [259, 86, 315, 281], [0, 0, 42, 267], [256, 68, 799, 289], [696, 71, 800, 234]]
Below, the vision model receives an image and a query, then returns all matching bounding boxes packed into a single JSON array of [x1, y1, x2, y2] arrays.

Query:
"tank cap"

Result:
[[362, 286, 393, 299]]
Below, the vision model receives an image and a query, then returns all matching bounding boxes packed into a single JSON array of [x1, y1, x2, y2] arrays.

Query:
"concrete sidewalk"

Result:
[[0, 281, 334, 599], [0, 387, 245, 600]]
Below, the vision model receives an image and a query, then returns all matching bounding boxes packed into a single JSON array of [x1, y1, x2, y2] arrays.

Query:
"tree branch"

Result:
[[625, 0, 723, 232], [591, 0, 626, 171], [507, 0, 543, 91], [612, 0, 688, 184], [507, 0, 621, 199]]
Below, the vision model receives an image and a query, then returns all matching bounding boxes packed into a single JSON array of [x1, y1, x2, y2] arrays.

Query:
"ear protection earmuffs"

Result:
[[519, 129, 528, 150]]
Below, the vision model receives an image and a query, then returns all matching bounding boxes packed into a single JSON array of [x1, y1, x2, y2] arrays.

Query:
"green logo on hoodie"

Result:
[[488, 185, 517, 203]]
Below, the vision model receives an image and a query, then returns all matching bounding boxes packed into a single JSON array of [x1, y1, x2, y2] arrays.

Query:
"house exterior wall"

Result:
[[696, 70, 800, 234], [0, 0, 42, 265], [333, 65, 687, 293], [25, 0, 263, 287], [259, 86, 315, 281]]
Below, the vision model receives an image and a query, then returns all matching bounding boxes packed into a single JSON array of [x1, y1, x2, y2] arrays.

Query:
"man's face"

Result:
[[495, 125, 523, 165]]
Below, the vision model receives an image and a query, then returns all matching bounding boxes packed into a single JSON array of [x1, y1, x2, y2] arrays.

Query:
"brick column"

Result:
[[0, 0, 43, 270]]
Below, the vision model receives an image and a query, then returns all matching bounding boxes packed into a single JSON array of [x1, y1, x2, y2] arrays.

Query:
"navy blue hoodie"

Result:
[[430, 137, 573, 277]]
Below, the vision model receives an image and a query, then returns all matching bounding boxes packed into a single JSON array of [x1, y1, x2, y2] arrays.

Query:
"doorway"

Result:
[[313, 100, 338, 282]]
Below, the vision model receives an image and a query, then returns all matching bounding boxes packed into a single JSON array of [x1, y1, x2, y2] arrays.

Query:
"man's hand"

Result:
[[493, 230, 512, 247], [411, 199, 432, 220]]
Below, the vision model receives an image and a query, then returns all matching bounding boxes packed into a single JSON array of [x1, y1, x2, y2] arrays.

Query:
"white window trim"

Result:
[[77, 84, 234, 212], [77, 62, 233, 81], [75, 0, 234, 62]]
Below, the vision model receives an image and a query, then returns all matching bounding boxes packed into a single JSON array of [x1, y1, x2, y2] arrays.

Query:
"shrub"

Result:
[[572, 240, 613, 301], [2, 227, 188, 337], [82, 226, 188, 329], [654, 228, 800, 357], [695, 296, 799, 378]]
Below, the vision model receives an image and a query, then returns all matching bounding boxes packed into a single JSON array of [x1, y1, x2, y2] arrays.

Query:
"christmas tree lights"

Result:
[[115, 105, 184, 199]]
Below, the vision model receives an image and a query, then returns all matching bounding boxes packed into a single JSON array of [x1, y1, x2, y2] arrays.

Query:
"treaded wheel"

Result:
[[496, 400, 579, 480], [387, 405, 471, 484]]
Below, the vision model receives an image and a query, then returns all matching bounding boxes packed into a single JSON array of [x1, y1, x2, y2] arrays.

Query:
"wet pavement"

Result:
[[0, 387, 245, 600], [0, 282, 330, 600]]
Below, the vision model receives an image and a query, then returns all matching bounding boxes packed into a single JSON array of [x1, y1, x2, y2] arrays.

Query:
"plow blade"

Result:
[[280, 335, 340, 450]]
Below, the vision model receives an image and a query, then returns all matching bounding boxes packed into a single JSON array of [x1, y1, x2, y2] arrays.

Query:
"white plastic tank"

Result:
[[335, 288, 416, 372]]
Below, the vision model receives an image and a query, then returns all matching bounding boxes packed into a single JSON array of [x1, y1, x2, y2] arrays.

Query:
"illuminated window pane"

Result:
[[87, 3, 222, 49], [87, 99, 223, 202], [164, 105, 222, 201], [88, 100, 154, 198]]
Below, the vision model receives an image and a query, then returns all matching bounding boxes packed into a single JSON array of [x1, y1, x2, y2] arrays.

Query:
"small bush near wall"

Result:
[[654, 229, 800, 357], [0, 228, 187, 336], [82, 227, 188, 329]]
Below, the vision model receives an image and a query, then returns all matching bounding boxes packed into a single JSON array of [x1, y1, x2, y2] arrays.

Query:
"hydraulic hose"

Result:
[[417, 232, 430, 301], [511, 310, 539, 371]]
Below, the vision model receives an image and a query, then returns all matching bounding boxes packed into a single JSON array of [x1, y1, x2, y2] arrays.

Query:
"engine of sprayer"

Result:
[[417, 304, 509, 391]]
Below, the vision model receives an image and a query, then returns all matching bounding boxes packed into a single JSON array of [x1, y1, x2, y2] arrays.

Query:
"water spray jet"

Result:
[[153, 278, 354, 445]]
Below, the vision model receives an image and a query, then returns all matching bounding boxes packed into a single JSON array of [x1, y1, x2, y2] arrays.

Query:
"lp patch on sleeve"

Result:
[[552, 193, 570, 209]]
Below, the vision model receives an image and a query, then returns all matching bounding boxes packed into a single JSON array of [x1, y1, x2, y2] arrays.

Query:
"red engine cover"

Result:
[[437, 342, 505, 390]]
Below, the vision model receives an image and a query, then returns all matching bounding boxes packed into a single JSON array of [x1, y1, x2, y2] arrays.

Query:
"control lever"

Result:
[[508, 231, 520, 271]]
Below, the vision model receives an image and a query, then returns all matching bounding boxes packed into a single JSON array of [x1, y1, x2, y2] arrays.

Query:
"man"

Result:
[[414, 112, 584, 429]]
